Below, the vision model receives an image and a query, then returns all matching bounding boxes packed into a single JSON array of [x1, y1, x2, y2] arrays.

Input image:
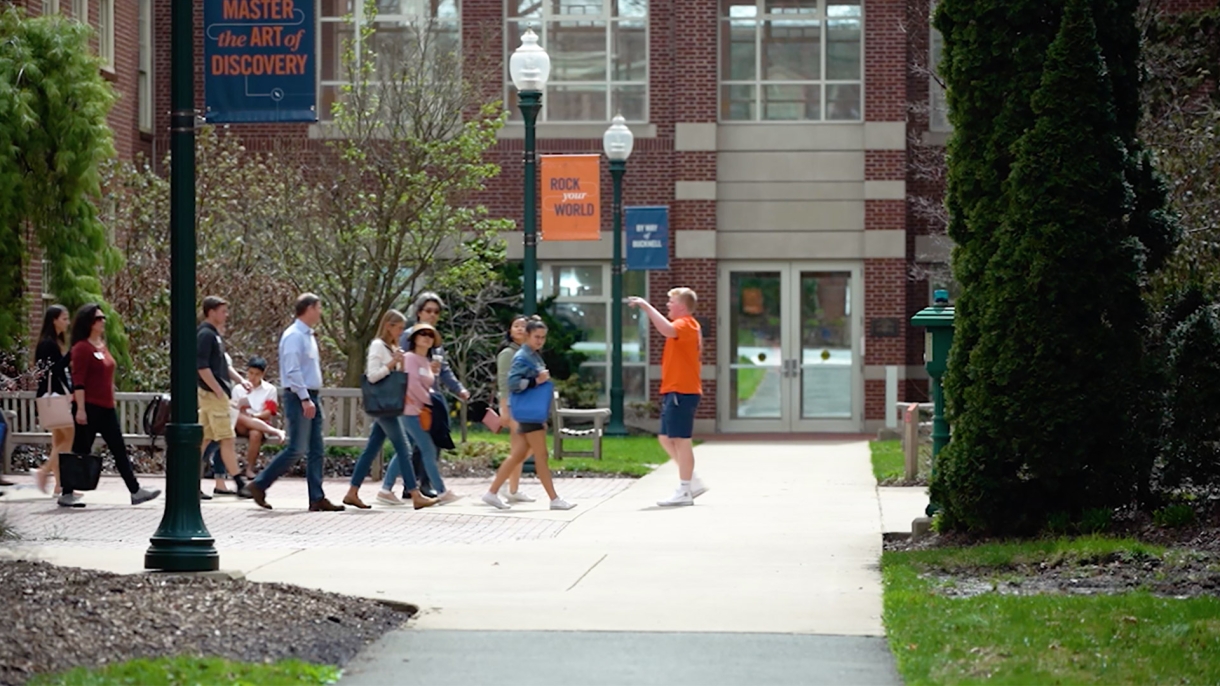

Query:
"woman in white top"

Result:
[[345, 310, 438, 510]]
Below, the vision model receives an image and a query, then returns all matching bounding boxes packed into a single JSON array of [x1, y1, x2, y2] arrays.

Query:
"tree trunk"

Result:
[[343, 339, 365, 388]]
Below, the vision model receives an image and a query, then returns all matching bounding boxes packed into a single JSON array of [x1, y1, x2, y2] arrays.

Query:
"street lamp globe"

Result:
[[603, 114, 634, 162], [509, 28, 551, 93]]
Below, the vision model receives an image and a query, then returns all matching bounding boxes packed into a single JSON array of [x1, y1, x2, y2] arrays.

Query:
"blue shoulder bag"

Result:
[[510, 380, 554, 424]]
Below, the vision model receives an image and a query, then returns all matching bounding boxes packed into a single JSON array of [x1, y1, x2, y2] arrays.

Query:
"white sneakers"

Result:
[[481, 492, 510, 510], [657, 488, 694, 507], [690, 477, 709, 499], [500, 486, 536, 503], [483, 491, 576, 511]]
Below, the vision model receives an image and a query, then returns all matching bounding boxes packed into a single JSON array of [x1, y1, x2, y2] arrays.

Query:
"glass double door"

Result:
[[718, 262, 863, 433]]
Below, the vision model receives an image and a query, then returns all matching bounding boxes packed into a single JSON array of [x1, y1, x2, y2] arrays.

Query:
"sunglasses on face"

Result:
[[416, 332, 435, 339], [94, 315, 106, 321]]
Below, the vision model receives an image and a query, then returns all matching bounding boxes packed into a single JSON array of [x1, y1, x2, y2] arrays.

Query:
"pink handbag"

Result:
[[36, 393, 73, 430]]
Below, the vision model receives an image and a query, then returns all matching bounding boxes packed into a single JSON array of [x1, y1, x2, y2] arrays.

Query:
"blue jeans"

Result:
[[254, 391, 325, 503], [401, 414, 445, 494], [350, 415, 418, 492]]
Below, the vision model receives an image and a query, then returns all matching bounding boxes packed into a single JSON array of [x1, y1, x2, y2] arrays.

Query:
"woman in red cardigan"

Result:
[[61, 304, 161, 509]]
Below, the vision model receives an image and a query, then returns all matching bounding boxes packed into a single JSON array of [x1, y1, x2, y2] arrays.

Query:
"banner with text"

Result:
[[541, 155, 601, 241], [625, 206, 670, 271], [204, 0, 316, 123]]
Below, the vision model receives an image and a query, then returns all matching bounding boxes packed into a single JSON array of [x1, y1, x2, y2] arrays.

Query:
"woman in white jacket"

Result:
[[344, 310, 438, 510]]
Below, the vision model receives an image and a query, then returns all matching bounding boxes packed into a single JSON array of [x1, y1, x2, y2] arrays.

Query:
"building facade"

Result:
[[24, 0, 1206, 433]]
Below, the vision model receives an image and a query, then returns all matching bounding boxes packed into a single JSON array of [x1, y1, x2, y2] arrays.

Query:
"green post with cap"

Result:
[[911, 289, 955, 516]]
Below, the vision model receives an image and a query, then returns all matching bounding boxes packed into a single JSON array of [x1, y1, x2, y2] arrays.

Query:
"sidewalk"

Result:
[[1, 439, 902, 684]]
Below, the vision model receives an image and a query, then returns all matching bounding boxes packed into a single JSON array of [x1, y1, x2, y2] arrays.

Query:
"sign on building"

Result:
[[203, 0, 317, 123], [625, 206, 669, 271], [540, 155, 601, 241]]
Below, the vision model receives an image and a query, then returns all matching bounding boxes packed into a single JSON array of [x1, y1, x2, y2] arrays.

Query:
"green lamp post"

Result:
[[911, 288, 955, 517], [509, 28, 550, 317], [145, 0, 218, 572], [602, 115, 633, 437]]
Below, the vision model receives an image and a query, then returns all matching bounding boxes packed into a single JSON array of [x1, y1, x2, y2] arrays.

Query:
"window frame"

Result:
[[71, 0, 86, 23], [42, 0, 60, 15], [717, 0, 864, 123], [138, 0, 153, 132], [504, 0, 650, 124], [98, 0, 114, 71], [317, 0, 461, 121], [539, 261, 650, 405]]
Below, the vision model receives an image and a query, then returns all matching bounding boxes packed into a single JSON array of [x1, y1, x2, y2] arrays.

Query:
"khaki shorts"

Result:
[[198, 390, 236, 442]]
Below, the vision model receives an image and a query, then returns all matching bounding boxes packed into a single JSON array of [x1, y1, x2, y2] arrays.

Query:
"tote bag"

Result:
[[361, 371, 407, 417], [510, 380, 554, 425], [35, 393, 73, 430], [59, 452, 104, 491]]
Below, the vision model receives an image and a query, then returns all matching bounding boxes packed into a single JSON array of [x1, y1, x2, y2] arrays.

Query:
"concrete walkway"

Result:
[[1, 439, 902, 684]]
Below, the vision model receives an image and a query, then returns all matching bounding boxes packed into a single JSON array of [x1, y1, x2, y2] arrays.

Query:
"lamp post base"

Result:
[[145, 541, 220, 572], [145, 423, 218, 572]]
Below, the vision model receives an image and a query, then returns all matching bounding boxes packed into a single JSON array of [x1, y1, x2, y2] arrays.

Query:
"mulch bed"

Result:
[[884, 507, 1220, 599], [0, 559, 412, 685]]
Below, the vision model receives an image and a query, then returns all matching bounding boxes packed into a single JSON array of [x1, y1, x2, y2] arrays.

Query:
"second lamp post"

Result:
[[603, 115, 633, 436], [509, 29, 550, 316]]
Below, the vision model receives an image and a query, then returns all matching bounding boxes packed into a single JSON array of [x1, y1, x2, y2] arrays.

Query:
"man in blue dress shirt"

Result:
[[241, 293, 344, 511]]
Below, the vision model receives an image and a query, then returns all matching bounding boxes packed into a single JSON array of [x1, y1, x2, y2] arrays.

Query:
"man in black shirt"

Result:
[[197, 296, 251, 498]]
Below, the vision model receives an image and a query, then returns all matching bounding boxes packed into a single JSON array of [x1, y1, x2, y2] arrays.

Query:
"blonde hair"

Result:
[[376, 309, 407, 348], [668, 287, 698, 313]]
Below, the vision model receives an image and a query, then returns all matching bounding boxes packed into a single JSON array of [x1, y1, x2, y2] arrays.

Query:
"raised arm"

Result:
[[627, 297, 676, 338]]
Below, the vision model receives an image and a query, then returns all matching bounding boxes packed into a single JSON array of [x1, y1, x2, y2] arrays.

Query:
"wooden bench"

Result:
[[0, 389, 374, 475], [551, 391, 611, 461]]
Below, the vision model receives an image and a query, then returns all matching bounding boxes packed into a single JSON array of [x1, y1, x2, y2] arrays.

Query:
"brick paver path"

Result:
[[0, 475, 631, 550]]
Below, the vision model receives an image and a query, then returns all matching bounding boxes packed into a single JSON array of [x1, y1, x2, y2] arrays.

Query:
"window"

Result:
[[540, 263, 649, 404], [318, 0, 460, 120], [505, 0, 648, 122], [71, 0, 86, 22], [929, 21, 950, 132], [42, 0, 60, 15], [98, 0, 114, 69], [719, 0, 862, 121], [138, 0, 153, 131]]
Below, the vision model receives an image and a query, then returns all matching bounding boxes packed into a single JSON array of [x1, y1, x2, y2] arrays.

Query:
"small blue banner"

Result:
[[625, 206, 669, 271], [204, 0, 317, 123]]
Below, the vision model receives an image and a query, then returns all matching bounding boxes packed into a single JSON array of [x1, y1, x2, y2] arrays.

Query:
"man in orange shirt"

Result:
[[628, 288, 708, 507]]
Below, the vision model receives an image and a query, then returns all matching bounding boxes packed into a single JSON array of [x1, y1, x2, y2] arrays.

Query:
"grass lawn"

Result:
[[870, 439, 904, 483], [29, 657, 339, 686], [462, 432, 670, 477], [883, 536, 1220, 685]]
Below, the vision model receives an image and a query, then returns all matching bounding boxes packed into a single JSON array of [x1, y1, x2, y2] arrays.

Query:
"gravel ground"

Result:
[[0, 559, 412, 685]]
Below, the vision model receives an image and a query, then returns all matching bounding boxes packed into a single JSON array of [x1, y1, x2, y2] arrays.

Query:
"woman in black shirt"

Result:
[[34, 305, 73, 495]]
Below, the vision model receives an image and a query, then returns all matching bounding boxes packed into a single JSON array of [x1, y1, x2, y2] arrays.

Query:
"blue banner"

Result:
[[625, 206, 670, 271], [204, 0, 317, 123]]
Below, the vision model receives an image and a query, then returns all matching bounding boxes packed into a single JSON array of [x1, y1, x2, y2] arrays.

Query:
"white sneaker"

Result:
[[437, 490, 463, 505], [376, 490, 405, 507], [690, 478, 709, 499], [549, 497, 577, 511], [506, 490, 536, 503], [657, 488, 693, 507], [482, 492, 511, 510]]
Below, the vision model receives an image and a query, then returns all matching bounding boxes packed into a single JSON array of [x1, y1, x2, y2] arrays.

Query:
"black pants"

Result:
[[68, 403, 140, 495], [409, 445, 433, 493]]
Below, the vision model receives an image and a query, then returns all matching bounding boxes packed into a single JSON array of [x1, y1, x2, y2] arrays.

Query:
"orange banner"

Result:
[[541, 154, 601, 241]]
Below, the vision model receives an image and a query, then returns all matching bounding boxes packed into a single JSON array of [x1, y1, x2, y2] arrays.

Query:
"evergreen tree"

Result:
[[0, 8, 127, 364], [933, 0, 1150, 531]]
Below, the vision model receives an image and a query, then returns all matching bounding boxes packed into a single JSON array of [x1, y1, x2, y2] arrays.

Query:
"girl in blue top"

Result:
[[482, 320, 575, 511]]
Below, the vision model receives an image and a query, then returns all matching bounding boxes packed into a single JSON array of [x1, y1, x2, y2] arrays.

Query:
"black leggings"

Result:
[[68, 403, 140, 495]]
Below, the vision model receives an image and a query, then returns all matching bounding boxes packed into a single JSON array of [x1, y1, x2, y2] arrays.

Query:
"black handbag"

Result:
[[428, 391, 455, 451], [59, 452, 104, 491], [361, 371, 407, 417]]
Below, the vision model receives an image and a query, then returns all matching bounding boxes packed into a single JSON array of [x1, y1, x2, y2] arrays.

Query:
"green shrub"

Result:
[[1079, 508, 1113, 535], [1157, 288, 1220, 490], [1153, 503, 1196, 528]]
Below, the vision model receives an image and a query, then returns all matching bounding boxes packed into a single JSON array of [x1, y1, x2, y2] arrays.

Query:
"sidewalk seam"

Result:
[[565, 553, 608, 592]]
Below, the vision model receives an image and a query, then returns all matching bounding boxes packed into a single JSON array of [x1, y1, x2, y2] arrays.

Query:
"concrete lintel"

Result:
[[864, 180, 906, 200], [863, 230, 906, 259], [675, 230, 716, 259], [675, 181, 717, 201], [675, 123, 718, 151], [502, 231, 611, 260], [497, 123, 658, 140], [863, 365, 930, 381], [863, 122, 907, 150]]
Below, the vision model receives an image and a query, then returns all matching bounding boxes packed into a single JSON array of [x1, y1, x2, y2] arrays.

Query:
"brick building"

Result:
[[26, 0, 1199, 434]]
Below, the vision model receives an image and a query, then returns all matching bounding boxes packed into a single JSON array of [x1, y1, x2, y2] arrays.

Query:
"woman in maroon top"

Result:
[[62, 304, 160, 508]]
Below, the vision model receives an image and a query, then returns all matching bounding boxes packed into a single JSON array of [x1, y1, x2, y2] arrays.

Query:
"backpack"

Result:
[[143, 394, 171, 438]]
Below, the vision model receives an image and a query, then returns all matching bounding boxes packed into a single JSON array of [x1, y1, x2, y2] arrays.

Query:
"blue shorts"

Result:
[[659, 392, 700, 439]]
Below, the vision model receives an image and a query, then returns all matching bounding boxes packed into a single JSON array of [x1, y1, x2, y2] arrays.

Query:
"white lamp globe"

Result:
[[603, 114, 634, 161], [509, 29, 551, 93]]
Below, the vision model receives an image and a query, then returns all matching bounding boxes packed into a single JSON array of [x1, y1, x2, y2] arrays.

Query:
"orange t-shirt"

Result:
[[660, 315, 702, 395]]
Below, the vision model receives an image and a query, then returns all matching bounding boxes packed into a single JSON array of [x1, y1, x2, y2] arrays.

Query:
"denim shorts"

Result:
[[659, 392, 700, 439]]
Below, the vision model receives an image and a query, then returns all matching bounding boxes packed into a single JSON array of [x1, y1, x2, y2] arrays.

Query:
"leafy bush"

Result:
[[1156, 288, 1220, 490], [1153, 503, 1196, 528], [1078, 508, 1113, 535]]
